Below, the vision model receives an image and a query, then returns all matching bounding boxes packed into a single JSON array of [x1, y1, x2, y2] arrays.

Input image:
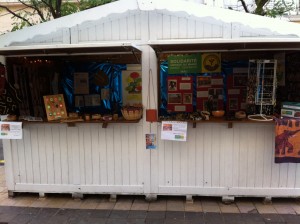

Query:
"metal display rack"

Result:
[[248, 59, 277, 121]]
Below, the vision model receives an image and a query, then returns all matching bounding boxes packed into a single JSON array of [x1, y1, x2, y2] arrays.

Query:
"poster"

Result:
[[161, 121, 187, 141], [146, 133, 157, 149], [201, 53, 221, 73], [74, 73, 89, 94], [168, 54, 201, 74], [122, 70, 142, 105], [43, 94, 68, 121], [0, 122, 22, 139]]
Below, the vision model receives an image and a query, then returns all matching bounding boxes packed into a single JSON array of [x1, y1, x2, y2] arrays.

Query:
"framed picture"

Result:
[[179, 83, 191, 90], [183, 93, 192, 104], [197, 76, 211, 87], [168, 93, 182, 104], [233, 75, 247, 87], [168, 80, 177, 91], [229, 98, 238, 110]]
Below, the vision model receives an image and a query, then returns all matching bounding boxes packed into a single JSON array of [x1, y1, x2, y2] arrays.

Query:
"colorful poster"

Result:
[[43, 94, 68, 121], [168, 54, 201, 74], [146, 133, 157, 149], [74, 73, 89, 94], [161, 121, 187, 141], [0, 122, 22, 139], [122, 70, 142, 105]]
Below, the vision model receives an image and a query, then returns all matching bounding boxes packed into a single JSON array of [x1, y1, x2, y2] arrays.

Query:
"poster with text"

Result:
[[122, 70, 142, 105], [0, 122, 22, 139], [146, 133, 157, 149], [161, 121, 187, 141]]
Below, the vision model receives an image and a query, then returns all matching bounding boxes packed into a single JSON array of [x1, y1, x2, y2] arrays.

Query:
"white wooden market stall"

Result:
[[1, 0, 300, 201]]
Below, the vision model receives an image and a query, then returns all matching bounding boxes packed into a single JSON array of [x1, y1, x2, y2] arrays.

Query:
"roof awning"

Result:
[[148, 38, 300, 54], [0, 42, 141, 57]]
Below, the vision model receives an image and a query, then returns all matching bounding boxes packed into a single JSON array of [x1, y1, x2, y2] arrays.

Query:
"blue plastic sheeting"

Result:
[[61, 62, 126, 114]]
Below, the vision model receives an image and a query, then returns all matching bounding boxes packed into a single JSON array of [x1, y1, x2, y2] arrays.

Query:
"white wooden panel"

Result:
[[238, 126, 248, 187], [203, 124, 212, 187], [11, 140, 20, 184], [99, 126, 108, 185], [158, 125, 165, 186], [263, 125, 273, 188], [180, 140, 188, 187], [3, 140, 14, 190], [129, 126, 137, 185], [79, 29, 89, 42], [195, 126, 204, 187], [135, 14, 141, 40], [187, 20, 196, 39], [212, 125, 221, 187], [90, 125, 100, 185], [83, 125, 93, 185], [178, 17, 187, 39], [154, 13, 163, 40], [172, 141, 181, 186], [23, 129, 33, 184], [296, 164, 300, 188], [221, 125, 234, 188], [113, 126, 122, 185], [37, 126, 47, 184], [170, 16, 179, 39], [254, 126, 265, 188], [112, 20, 120, 41], [232, 125, 240, 187], [162, 15, 171, 39], [164, 140, 173, 186], [127, 15, 136, 40], [59, 127, 69, 185], [136, 125, 144, 185], [95, 24, 105, 41], [45, 126, 54, 184], [78, 127, 85, 185], [195, 20, 204, 38], [246, 125, 256, 188], [119, 18, 128, 40], [88, 26, 96, 41], [52, 126, 62, 185], [203, 23, 213, 38], [104, 21, 112, 41], [106, 128, 115, 185], [121, 126, 130, 185], [187, 126, 196, 186], [30, 127, 41, 184]]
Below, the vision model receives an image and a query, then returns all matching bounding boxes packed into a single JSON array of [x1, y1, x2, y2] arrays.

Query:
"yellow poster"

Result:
[[201, 53, 221, 73], [122, 70, 142, 105]]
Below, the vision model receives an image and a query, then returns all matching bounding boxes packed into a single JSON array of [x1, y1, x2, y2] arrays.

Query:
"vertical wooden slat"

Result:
[[84, 125, 93, 185], [69, 127, 79, 185], [23, 129, 34, 184], [88, 26, 96, 41], [119, 17, 128, 40], [172, 141, 181, 186], [158, 125, 165, 186], [3, 140, 14, 190], [232, 125, 241, 187], [170, 16, 179, 39], [203, 23, 212, 38], [104, 21, 112, 41], [254, 126, 265, 188], [52, 126, 62, 185], [135, 14, 141, 40], [96, 23, 104, 41], [78, 126, 86, 185], [238, 125, 248, 187], [187, 19, 196, 39], [113, 126, 122, 185], [90, 125, 100, 185], [195, 20, 204, 38], [129, 126, 137, 185], [195, 126, 204, 187], [263, 125, 273, 188], [38, 126, 47, 184], [180, 140, 188, 187], [162, 15, 171, 39], [136, 125, 144, 185], [212, 125, 221, 187], [187, 126, 196, 186], [30, 126, 41, 184], [99, 126, 108, 185], [203, 124, 212, 187], [106, 128, 115, 185], [127, 15, 136, 40], [11, 140, 20, 184], [59, 126, 69, 185], [164, 140, 173, 186], [112, 19, 120, 40], [121, 125, 130, 185], [178, 17, 187, 39], [246, 125, 256, 188], [45, 126, 54, 184]]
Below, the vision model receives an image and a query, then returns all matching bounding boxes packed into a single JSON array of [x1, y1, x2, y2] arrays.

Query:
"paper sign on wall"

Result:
[[122, 70, 142, 105], [146, 133, 157, 149], [161, 121, 187, 141], [0, 122, 22, 139]]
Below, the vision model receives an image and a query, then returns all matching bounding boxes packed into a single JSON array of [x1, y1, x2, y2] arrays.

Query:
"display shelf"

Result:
[[159, 117, 275, 129], [21, 119, 142, 128]]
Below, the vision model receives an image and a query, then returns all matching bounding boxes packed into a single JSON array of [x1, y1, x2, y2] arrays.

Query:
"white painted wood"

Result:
[[3, 140, 14, 190], [30, 127, 41, 184]]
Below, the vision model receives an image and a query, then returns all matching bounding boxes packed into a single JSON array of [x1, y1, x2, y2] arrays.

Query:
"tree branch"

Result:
[[0, 5, 33, 26], [19, 0, 46, 21], [239, 0, 250, 13]]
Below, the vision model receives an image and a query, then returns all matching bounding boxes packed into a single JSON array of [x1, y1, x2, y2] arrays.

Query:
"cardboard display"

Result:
[[43, 94, 68, 121]]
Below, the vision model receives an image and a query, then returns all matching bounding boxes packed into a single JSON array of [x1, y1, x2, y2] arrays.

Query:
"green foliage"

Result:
[[265, 0, 295, 18]]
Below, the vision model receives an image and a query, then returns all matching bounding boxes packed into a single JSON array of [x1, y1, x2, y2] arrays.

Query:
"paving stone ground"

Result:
[[0, 167, 299, 223]]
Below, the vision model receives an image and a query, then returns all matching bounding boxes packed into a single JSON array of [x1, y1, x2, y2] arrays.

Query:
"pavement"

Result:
[[0, 167, 299, 223]]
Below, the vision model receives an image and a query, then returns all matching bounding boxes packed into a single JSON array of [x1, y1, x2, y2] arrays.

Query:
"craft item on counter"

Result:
[[101, 88, 110, 100], [18, 116, 43, 122], [84, 114, 90, 121], [113, 114, 118, 121], [212, 110, 225, 117], [235, 111, 246, 119], [43, 94, 68, 121], [200, 111, 210, 120], [189, 112, 202, 121], [69, 112, 79, 118], [60, 117, 84, 123], [121, 104, 143, 121], [102, 115, 113, 121], [91, 114, 101, 120]]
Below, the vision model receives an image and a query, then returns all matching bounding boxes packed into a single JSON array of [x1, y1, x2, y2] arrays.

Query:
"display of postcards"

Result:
[[208, 88, 223, 99], [75, 96, 84, 107], [233, 75, 248, 87], [168, 80, 177, 91], [74, 73, 89, 94], [182, 93, 192, 104], [84, 94, 101, 107], [179, 82, 191, 90], [168, 93, 182, 104], [101, 88, 110, 100], [197, 76, 211, 87]]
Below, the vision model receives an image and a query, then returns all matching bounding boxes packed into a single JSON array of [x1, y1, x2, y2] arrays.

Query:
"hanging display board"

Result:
[[43, 94, 68, 121], [226, 67, 248, 112], [122, 70, 142, 105], [167, 76, 193, 112], [74, 73, 89, 94], [168, 54, 201, 74], [201, 53, 221, 73], [196, 75, 224, 111], [0, 122, 22, 139]]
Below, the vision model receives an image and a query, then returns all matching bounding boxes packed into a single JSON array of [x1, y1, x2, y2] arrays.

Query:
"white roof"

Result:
[[0, 0, 300, 54]]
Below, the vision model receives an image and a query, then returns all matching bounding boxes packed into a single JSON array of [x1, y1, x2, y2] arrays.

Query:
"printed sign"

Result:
[[161, 121, 187, 141], [168, 54, 201, 74], [0, 122, 22, 139], [146, 133, 157, 149]]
